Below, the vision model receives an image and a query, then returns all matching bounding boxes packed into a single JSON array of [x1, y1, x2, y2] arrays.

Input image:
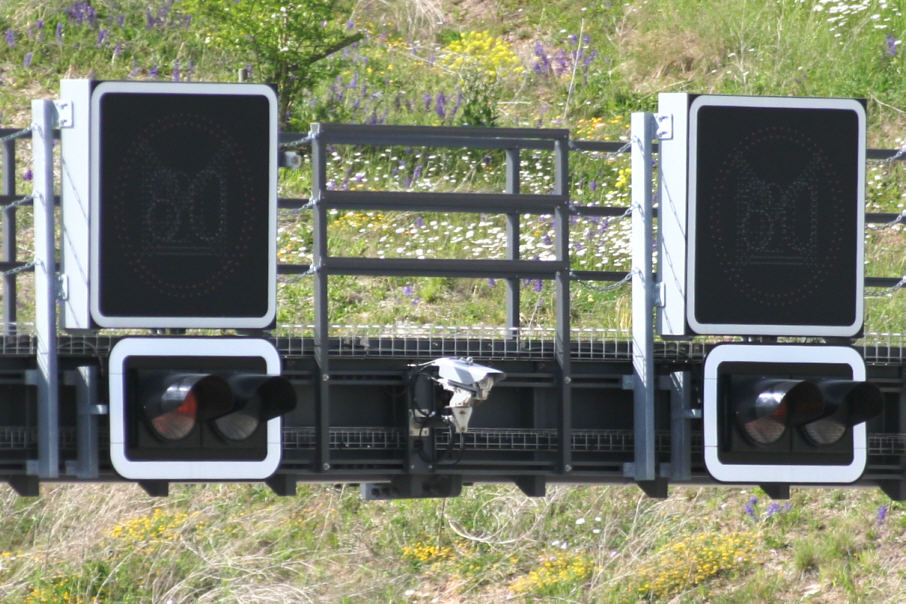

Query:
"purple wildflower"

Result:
[[414, 215, 424, 228], [877, 504, 889, 525], [4, 29, 14, 48], [423, 93, 432, 111], [96, 29, 106, 47], [66, 2, 97, 26], [55, 23, 63, 45], [23, 52, 32, 68], [436, 92, 447, 119], [744, 496, 758, 520], [148, 63, 159, 78], [451, 90, 462, 118], [172, 60, 180, 82], [23, 169, 32, 182], [403, 284, 413, 297], [533, 279, 543, 292], [886, 34, 900, 58], [533, 42, 550, 76], [765, 502, 780, 518], [552, 49, 570, 75], [487, 278, 497, 287]]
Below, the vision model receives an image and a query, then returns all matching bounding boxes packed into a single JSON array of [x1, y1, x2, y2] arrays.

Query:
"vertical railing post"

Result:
[[310, 124, 331, 473], [505, 148, 521, 337], [2, 136, 16, 334], [628, 112, 657, 482], [30, 100, 59, 479], [553, 136, 572, 473]]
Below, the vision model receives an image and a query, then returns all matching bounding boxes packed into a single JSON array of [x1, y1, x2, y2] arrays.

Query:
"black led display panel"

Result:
[[687, 97, 865, 336], [91, 83, 275, 327]]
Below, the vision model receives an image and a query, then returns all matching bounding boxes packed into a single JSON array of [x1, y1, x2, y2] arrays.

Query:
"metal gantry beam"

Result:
[[1, 113, 906, 495]]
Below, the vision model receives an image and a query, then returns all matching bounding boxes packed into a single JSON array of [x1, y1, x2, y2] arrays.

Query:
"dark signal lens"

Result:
[[151, 390, 198, 440], [145, 374, 232, 440], [737, 380, 822, 446]]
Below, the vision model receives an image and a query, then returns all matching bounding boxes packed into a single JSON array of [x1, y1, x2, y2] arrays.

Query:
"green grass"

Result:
[[0, 483, 902, 602]]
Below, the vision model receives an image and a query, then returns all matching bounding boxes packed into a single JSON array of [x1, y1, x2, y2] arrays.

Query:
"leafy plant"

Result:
[[182, 0, 361, 127]]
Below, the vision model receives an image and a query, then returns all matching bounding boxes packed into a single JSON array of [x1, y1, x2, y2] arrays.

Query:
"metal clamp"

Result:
[[654, 113, 673, 140], [53, 100, 73, 129]]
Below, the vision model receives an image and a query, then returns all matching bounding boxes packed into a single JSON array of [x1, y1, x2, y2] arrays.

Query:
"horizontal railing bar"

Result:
[[0, 127, 902, 161], [323, 257, 568, 278], [866, 212, 903, 223], [571, 270, 631, 282], [0, 194, 59, 206], [868, 148, 906, 161], [278, 264, 312, 275], [0, 128, 59, 140], [319, 189, 566, 213], [280, 263, 904, 289], [571, 205, 631, 218], [318, 133, 563, 151], [570, 140, 634, 153], [0, 261, 34, 273], [278, 197, 309, 210], [866, 276, 904, 288], [312, 122, 568, 142]]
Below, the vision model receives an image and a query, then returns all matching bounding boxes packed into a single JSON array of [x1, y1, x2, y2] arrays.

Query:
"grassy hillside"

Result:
[[1, 0, 906, 601]]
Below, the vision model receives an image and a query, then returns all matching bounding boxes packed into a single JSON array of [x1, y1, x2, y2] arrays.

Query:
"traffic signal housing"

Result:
[[704, 344, 882, 484], [109, 338, 295, 480]]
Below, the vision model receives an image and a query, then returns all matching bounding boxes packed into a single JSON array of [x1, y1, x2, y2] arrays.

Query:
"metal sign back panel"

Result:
[[89, 81, 277, 328], [687, 95, 865, 336]]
